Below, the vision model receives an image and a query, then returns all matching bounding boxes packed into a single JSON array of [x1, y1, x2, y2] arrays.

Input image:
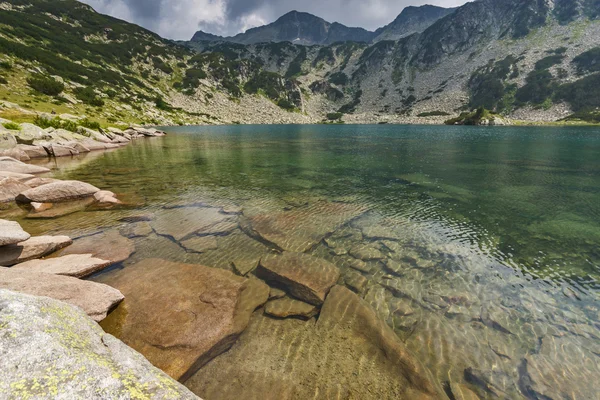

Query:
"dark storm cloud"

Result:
[[80, 0, 468, 40]]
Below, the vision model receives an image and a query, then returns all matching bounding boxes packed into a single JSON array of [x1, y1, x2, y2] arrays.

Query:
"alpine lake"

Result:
[[8, 124, 600, 399]]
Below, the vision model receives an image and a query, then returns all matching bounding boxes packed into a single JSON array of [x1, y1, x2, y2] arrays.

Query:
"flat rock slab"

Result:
[[16, 180, 100, 203], [95, 258, 270, 382], [0, 235, 72, 266], [12, 254, 112, 278], [0, 290, 199, 399], [186, 286, 443, 400], [256, 252, 340, 305], [0, 268, 123, 322], [57, 230, 134, 264], [151, 207, 230, 242], [241, 201, 366, 252], [345, 271, 368, 293], [0, 158, 50, 174], [265, 297, 318, 319], [0, 219, 30, 246]]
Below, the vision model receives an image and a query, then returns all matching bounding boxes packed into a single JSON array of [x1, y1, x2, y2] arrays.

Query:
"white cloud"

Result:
[[79, 0, 469, 40]]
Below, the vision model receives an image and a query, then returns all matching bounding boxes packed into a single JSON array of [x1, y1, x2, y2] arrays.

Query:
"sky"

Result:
[[81, 0, 469, 40]]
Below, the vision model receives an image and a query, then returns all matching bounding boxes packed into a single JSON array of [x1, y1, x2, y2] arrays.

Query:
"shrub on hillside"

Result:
[[26, 74, 64, 96], [2, 122, 21, 130], [74, 87, 105, 107]]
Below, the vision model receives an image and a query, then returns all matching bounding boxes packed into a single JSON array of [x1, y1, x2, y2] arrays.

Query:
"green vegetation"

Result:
[[515, 69, 554, 105], [27, 74, 64, 96], [573, 47, 600, 74], [468, 56, 519, 112], [73, 87, 104, 107], [33, 115, 99, 132], [534, 54, 565, 70], [277, 99, 295, 111], [152, 57, 173, 74], [2, 122, 21, 130], [285, 47, 307, 78], [154, 96, 172, 111], [560, 110, 600, 123], [554, 72, 600, 111], [417, 111, 450, 117], [328, 72, 348, 86], [313, 47, 335, 67], [326, 112, 343, 121], [0, 76, 7, 85], [338, 90, 362, 114], [445, 107, 497, 125], [0, 61, 12, 70]]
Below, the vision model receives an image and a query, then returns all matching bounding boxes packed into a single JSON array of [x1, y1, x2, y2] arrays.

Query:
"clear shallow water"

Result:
[[10, 124, 600, 399]]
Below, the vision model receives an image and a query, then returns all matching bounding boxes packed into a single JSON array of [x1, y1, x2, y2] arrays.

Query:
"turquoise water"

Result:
[[14, 124, 600, 399]]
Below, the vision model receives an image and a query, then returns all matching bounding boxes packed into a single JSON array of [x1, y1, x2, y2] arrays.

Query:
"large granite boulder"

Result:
[[15, 144, 48, 158], [0, 290, 200, 399], [12, 254, 112, 278], [256, 252, 340, 305], [0, 235, 72, 266], [0, 177, 32, 203], [56, 230, 134, 264], [186, 286, 444, 400], [16, 180, 100, 203], [96, 258, 270, 381], [0, 157, 50, 174], [0, 269, 123, 321], [0, 219, 30, 246]]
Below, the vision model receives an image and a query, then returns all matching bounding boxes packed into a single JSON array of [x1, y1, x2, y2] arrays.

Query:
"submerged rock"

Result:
[[0, 269, 123, 322], [256, 252, 340, 305], [265, 297, 318, 319], [0, 235, 72, 266], [0, 219, 30, 245], [181, 236, 219, 253], [151, 207, 230, 242], [241, 201, 366, 252], [12, 254, 112, 278], [120, 221, 153, 238], [97, 258, 270, 382], [16, 180, 100, 203], [57, 230, 134, 264], [344, 270, 368, 293], [522, 335, 600, 400], [0, 290, 199, 399], [187, 286, 444, 400]]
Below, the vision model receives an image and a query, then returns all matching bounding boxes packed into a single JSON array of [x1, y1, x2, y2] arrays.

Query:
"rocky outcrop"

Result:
[[0, 269, 123, 322], [0, 290, 199, 399], [256, 252, 340, 305], [12, 254, 112, 278], [0, 235, 72, 266], [16, 180, 100, 203], [96, 258, 270, 381], [186, 285, 444, 399], [0, 177, 31, 203], [0, 219, 30, 245]]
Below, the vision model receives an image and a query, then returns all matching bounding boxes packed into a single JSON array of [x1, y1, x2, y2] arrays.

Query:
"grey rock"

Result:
[[0, 289, 199, 399], [0, 157, 50, 174], [0, 177, 31, 203]]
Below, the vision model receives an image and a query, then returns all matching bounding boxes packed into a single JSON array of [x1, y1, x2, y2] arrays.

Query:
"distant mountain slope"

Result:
[[373, 5, 456, 42], [2, 0, 600, 127], [191, 11, 376, 45]]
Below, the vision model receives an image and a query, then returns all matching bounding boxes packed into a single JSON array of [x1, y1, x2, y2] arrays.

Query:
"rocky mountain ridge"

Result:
[[0, 0, 599, 126]]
